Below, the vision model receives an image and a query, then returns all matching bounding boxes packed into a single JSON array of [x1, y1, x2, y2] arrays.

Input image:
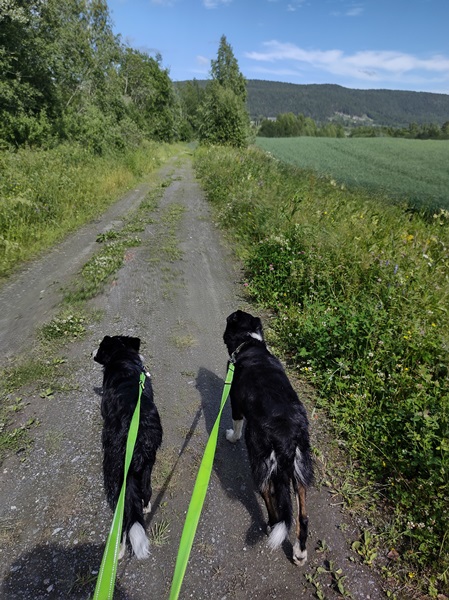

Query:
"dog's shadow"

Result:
[[0, 542, 130, 600], [195, 366, 266, 547]]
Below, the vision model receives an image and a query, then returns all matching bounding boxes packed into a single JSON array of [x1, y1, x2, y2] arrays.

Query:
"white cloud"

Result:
[[346, 5, 364, 16], [245, 41, 449, 85], [196, 55, 210, 66], [330, 3, 364, 17], [203, 0, 232, 8]]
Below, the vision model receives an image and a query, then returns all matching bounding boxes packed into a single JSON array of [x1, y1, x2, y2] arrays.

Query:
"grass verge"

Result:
[[194, 144, 449, 598], [0, 141, 182, 279]]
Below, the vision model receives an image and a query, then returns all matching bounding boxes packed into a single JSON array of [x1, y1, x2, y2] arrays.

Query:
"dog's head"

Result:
[[223, 310, 264, 354], [93, 335, 141, 366]]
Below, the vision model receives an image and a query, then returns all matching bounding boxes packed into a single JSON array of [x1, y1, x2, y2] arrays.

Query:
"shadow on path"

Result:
[[195, 366, 266, 547]]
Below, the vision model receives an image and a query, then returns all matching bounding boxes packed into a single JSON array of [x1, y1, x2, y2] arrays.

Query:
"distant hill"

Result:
[[246, 80, 449, 127], [176, 79, 449, 128]]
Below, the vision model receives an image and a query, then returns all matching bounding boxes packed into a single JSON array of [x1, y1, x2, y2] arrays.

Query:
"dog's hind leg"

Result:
[[142, 465, 153, 514], [261, 481, 279, 528], [118, 532, 127, 560], [226, 418, 243, 443], [292, 481, 308, 566]]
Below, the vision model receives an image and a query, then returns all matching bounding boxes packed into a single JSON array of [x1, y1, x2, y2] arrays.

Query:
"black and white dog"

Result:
[[223, 310, 313, 565], [93, 335, 163, 559]]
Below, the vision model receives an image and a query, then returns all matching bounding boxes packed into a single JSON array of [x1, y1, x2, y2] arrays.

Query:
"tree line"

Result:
[[256, 112, 449, 140], [0, 0, 181, 151], [257, 113, 345, 138], [349, 122, 449, 140], [1, 1, 250, 151]]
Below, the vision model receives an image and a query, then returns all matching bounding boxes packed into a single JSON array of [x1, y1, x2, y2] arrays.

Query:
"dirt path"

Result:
[[0, 154, 387, 599]]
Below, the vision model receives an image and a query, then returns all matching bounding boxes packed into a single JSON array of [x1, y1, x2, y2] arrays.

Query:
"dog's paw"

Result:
[[292, 541, 307, 566], [143, 501, 151, 515], [118, 534, 127, 560], [226, 429, 240, 443]]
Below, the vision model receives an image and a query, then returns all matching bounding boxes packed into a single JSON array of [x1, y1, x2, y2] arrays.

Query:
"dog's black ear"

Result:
[[127, 337, 141, 352], [226, 311, 239, 324]]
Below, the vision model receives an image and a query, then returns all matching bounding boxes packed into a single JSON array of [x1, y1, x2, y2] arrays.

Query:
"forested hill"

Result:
[[246, 80, 449, 126], [177, 80, 449, 127]]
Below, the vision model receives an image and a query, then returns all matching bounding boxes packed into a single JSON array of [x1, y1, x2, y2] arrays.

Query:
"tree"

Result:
[[199, 35, 250, 147], [198, 81, 248, 147], [210, 35, 247, 103], [0, 0, 181, 148], [177, 79, 205, 141]]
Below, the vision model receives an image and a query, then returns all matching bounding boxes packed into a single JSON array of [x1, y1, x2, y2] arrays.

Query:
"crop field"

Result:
[[256, 136, 449, 210]]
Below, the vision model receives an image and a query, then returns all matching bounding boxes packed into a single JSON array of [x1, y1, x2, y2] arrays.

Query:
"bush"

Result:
[[198, 82, 250, 148]]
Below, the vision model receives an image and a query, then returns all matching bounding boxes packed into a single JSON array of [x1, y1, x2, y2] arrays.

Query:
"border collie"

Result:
[[223, 310, 313, 565], [93, 335, 163, 559]]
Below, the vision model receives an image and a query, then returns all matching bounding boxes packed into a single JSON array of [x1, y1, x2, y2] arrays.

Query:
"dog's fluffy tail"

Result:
[[267, 472, 293, 550], [124, 476, 150, 559], [267, 521, 289, 549], [128, 522, 150, 559]]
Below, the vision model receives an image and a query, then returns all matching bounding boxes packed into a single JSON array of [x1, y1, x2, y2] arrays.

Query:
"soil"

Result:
[[0, 152, 388, 599]]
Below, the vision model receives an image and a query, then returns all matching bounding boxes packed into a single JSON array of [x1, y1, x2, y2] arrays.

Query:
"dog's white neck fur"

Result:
[[249, 331, 263, 341]]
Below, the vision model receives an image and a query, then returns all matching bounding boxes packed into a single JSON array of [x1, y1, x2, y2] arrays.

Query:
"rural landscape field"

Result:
[[1, 3, 449, 598], [256, 136, 449, 211]]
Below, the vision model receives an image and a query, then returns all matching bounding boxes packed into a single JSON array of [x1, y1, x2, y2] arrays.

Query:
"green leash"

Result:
[[93, 371, 146, 600], [168, 362, 235, 600]]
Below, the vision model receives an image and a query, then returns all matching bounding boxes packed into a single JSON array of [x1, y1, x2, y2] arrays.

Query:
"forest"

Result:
[[245, 80, 449, 127], [0, 0, 184, 151]]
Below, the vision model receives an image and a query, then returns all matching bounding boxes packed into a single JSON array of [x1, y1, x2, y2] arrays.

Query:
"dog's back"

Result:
[[224, 311, 313, 565], [94, 335, 163, 559]]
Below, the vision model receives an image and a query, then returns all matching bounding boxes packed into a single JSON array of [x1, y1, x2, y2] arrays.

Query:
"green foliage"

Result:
[[258, 112, 345, 138], [198, 35, 250, 148], [0, 0, 181, 149], [40, 313, 86, 341], [256, 136, 449, 211], [194, 144, 449, 591], [349, 122, 449, 139], [176, 79, 206, 141], [198, 82, 250, 148], [210, 35, 247, 103]]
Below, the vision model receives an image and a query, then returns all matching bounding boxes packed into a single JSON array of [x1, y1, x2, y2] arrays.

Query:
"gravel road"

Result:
[[0, 152, 387, 599]]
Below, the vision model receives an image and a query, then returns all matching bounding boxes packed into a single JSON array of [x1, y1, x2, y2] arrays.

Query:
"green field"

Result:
[[256, 136, 449, 210]]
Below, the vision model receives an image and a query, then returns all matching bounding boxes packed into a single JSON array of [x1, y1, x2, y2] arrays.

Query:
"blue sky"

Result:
[[107, 0, 449, 94]]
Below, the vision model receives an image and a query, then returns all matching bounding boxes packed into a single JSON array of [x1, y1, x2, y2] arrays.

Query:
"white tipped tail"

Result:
[[267, 522, 288, 550], [129, 523, 150, 559]]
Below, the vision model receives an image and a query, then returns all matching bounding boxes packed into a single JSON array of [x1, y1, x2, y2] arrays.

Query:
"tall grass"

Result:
[[256, 137, 449, 211], [194, 144, 449, 593], [0, 142, 179, 279]]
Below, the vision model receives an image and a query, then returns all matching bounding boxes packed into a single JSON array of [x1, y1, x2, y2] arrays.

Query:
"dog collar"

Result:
[[230, 341, 248, 364]]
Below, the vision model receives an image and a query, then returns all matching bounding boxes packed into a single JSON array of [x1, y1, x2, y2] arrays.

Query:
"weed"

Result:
[[351, 530, 379, 566], [150, 519, 170, 547], [0, 418, 36, 462], [170, 334, 197, 350]]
